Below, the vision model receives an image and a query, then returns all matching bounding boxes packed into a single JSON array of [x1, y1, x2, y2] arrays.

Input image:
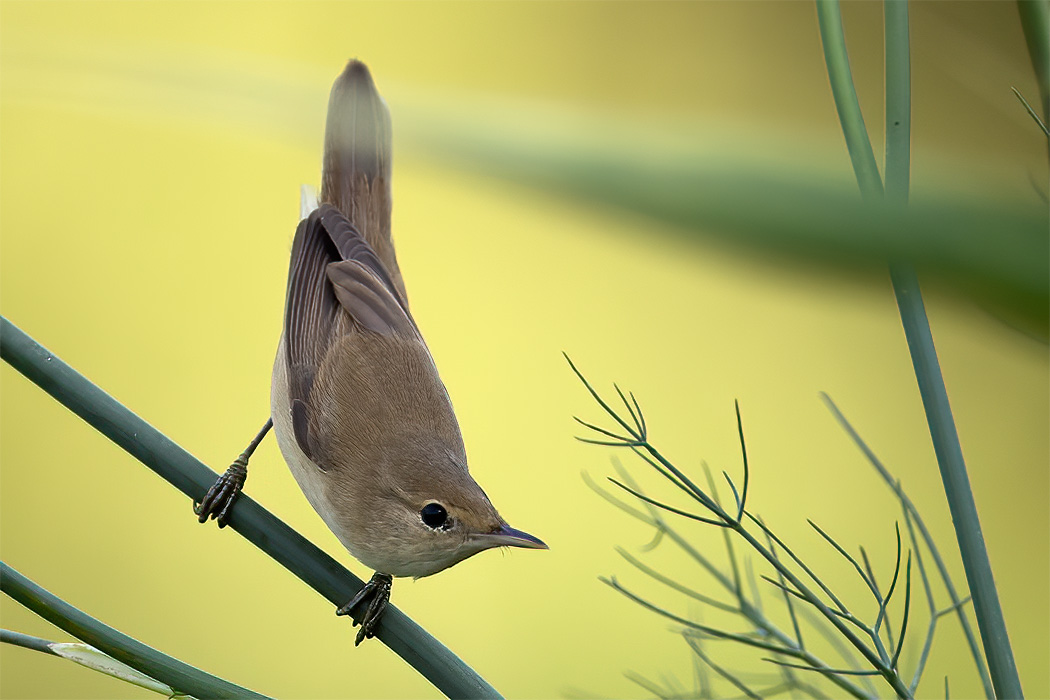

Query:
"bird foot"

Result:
[[195, 419, 272, 528], [337, 572, 393, 645], [194, 457, 247, 528]]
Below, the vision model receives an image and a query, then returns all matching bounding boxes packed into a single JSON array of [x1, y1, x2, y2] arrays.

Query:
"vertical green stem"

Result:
[[883, 4, 1020, 697], [883, 1, 910, 207], [817, 1, 1023, 697]]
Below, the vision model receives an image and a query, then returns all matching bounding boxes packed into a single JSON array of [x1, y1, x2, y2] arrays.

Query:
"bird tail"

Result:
[[320, 60, 405, 302]]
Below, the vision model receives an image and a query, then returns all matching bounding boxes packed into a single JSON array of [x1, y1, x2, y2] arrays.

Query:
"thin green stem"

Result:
[[884, 4, 1020, 697], [0, 316, 500, 700], [616, 547, 739, 614], [763, 528, 804, 650], [703, 464, 745, 600], [807, 520, 880, 603], [734, 401, 750, 521], [815, 0, 884, 199], [603, 578, 801, 657], [821, 393, 994, 698], [745, 514, 850, 617], [623, 672, 674, 700], [604, 464, 871, 699], [739, 515, 910, 698], [608, 478, 728, 526], [764, 660, 881, 677], [872, 525, 903, 656], [1011, 87, 1049, 137], [685, 635, 763, 700], [891, 556, 913, 670], [1, 563, 267, 699], [794, 607, 880, 696], [1, 629, 59, 656]]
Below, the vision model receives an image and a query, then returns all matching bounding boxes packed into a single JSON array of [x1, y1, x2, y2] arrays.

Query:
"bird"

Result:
[[195, 59, 546, 645]]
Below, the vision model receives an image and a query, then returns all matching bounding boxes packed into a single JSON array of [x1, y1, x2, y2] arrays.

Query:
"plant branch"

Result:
[[2, 629, 58, 656], [763, 659, 880, 677], [807, 520, 880, 603], [595, 437, 873, 699], [821, 393, 993, 697], [616, 547, 739, 614], [703, 464, 745, 600], [734, 401, 750, 521], [891, 555, 913, 670], [608, 478, 729, 527], [685, 635, 762, 700], [1011, 87, 1049, 136], [1, 563, 268, 699], [0, 316, 500, 700]]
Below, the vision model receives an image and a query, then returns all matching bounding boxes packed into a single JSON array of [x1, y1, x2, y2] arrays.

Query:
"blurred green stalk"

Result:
[[404, 99, 1047, 341], [0, 316, 500, 700], [2, 562, 268, 699], [816, 1, 1022, 697], [1016, 0, 1049, 126]]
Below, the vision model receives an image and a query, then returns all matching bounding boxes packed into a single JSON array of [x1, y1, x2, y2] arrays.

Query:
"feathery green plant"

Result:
[[570, 358, 985, 699]]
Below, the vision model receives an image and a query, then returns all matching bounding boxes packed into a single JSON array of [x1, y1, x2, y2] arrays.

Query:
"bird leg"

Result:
[[195, 418, 273, 528], [337, 572, 393, 646]]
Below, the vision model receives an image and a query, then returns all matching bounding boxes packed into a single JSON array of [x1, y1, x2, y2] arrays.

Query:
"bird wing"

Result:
[[283, 203, 417, 461]]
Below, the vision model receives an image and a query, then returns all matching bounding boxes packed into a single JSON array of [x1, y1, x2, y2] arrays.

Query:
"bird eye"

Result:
[[420, 502, 449, 530]]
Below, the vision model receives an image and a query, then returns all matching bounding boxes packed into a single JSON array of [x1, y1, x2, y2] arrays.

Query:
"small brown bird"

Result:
[[196, 60, 546, 644]]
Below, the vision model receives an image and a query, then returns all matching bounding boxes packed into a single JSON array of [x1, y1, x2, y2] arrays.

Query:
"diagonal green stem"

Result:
[[1, 629, 60, 656], [816, 2, 1023, 697], [0, 316, 500, 700], [2, 563, 268, 699]]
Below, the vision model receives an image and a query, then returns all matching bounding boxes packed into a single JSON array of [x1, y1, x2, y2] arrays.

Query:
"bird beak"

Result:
[[477, 524, 548, 550]]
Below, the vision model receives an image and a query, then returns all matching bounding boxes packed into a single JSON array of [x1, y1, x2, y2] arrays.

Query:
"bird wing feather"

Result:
[[283, 203, 417, 461]]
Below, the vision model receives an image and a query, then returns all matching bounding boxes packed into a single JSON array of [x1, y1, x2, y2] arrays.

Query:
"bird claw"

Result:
[[337, 572, 393, 645], [194, 458, 248, 528]]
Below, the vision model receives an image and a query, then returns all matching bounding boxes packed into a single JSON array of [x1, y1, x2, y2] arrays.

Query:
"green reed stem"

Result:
[[1, 629, 59, 656], [0, 316, 500, 700], [2, 562, 268, 699], [816, 2, 1022, 697]]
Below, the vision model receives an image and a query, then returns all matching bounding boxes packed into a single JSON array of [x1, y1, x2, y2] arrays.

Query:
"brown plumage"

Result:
[[267, 61, 544, 640], [319, 60, 406, 303]]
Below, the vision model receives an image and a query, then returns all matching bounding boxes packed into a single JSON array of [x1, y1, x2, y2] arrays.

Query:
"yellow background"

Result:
[[1, 2, 1046, 699]]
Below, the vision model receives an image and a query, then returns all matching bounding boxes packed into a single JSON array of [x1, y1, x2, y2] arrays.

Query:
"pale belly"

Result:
[[271, 339, 364, 561]]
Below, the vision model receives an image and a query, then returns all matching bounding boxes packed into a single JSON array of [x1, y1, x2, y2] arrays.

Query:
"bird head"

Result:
[[344, 445, 546, 579]]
